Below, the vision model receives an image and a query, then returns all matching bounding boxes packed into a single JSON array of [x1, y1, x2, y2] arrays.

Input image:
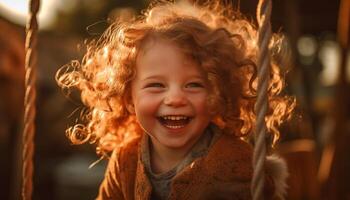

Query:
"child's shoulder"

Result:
[[210, 131, 253, 160], [109, 136, 141, 167], [205, 132, 253, 176]]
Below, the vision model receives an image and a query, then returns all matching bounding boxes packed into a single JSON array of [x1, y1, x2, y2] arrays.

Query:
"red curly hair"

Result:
[[56, 1, 295, 155]]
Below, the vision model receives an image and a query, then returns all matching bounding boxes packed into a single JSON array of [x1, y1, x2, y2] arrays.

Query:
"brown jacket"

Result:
[[96, 133, 275, 200]]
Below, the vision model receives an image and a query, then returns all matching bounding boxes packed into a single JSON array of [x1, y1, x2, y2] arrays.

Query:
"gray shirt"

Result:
[[141, 124, 221, 200]]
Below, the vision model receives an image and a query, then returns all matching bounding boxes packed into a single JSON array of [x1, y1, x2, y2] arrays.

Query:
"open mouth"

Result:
[[157, 115, 192, 129]]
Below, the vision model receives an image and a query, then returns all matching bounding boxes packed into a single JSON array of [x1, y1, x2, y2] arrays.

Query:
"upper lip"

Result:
[[163, 116, 188, 120], [157, 115, 193, 119], [158, 114, 191, 117]]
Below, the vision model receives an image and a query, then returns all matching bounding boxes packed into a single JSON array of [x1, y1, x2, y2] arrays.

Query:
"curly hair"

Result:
[[56, 0, 295, 155]]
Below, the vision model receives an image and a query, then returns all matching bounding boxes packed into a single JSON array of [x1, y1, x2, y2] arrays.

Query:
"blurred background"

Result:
[[0, 0, 349, 199]]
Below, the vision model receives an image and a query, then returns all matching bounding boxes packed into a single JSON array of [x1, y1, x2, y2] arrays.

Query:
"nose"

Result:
[[164, 87, 187, 107]]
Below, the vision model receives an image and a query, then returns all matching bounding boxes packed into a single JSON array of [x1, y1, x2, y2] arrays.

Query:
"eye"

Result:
[[145, 82, 164, 88], [186, 82, 204, 88]]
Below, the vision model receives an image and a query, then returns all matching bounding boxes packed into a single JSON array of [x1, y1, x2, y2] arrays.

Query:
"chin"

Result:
[[161, 139, 190, 150]]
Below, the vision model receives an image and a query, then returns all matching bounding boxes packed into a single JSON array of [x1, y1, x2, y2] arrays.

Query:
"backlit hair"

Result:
[[56, 1, 295, 155]]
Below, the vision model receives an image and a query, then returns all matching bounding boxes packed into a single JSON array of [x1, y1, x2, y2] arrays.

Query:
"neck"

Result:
[[149, 139, 193, 174]]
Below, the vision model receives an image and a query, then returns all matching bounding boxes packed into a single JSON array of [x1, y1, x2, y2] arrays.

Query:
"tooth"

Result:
[[161, 115, 189, 120], [165, 124, 185, 129]]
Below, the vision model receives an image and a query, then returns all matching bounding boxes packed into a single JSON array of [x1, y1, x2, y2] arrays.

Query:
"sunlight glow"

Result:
[[297, 36, 317, 57], [0, 0, 72, 29], [297, 36, 318, 65], [318, 40, 341, 86]]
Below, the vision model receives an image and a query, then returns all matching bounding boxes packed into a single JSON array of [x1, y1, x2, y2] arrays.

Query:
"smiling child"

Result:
[[57, 1, 294, 199]]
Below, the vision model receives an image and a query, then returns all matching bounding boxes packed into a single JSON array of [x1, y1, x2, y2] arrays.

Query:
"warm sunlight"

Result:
[[0, 0, 74, 29]]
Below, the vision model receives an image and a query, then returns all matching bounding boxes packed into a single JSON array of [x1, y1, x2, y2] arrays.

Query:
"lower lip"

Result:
[[163, 125, 187, 134]]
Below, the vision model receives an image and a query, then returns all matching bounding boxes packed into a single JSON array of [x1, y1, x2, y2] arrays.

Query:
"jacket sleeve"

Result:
[[96, 148, 125, 200]]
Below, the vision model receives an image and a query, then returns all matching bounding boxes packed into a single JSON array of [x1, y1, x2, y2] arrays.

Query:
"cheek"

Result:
[[134, 93, 161, 115], [190, 94, 210, 114]]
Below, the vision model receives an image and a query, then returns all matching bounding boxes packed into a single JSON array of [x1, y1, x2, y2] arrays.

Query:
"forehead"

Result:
[[135, 39, 203, 77], [138, 38, 182, 62]]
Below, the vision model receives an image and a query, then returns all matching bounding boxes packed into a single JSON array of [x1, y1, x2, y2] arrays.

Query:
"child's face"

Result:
[[131, 39, 212, 152]]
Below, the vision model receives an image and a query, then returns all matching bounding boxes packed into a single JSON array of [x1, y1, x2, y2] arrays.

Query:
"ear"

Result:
[[212, 115, 225, 129], [123, 91, 135, 114], [126, 103, 135, 114]]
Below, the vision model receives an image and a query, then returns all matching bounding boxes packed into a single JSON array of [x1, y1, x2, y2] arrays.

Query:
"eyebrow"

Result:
[[140, 75, 164, 82], [140, 75, 206, 82]]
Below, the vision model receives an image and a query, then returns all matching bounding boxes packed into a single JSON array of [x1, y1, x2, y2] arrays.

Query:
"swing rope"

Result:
[[252, 0, 272, 199], [22, 0, 40, 199]]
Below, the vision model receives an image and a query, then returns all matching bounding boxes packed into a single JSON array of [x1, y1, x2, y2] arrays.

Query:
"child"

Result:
[[57, 1, 294, 199]]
